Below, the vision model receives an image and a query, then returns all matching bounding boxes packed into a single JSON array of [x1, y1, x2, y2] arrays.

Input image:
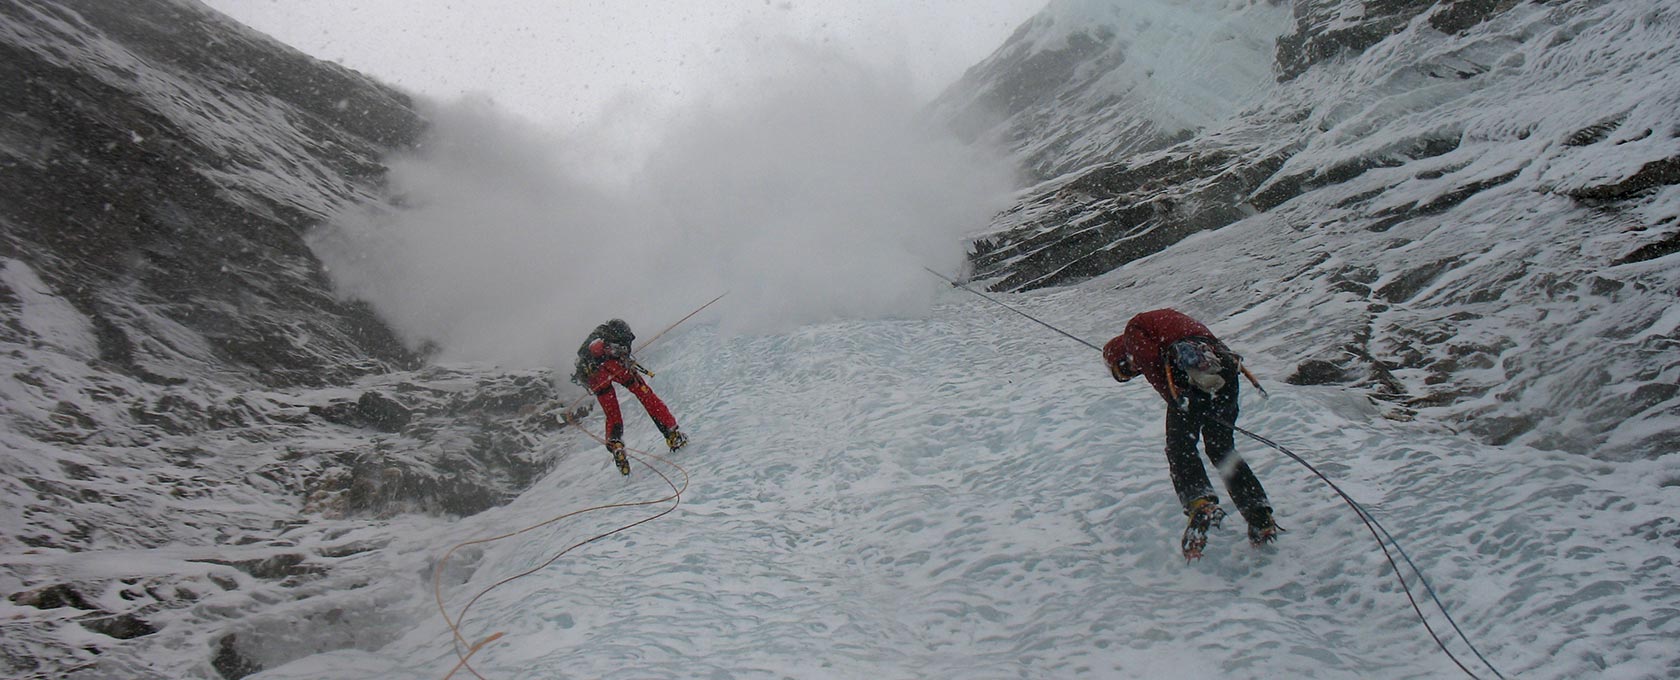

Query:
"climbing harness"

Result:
[[925, 267, 1508, 680], [433, 293, 725, 679]]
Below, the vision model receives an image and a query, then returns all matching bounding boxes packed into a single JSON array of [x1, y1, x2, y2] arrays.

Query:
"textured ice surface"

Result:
[[256, 287, 1679, 680]]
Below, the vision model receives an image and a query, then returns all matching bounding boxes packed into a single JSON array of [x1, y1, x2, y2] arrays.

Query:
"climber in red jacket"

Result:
[[1103, 308, 1279, 560], [571, 319, 687, 476]]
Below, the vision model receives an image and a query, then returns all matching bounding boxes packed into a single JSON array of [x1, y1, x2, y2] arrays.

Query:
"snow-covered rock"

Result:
[[949, 0, 1680, 459], [0, 2, 581, 677], [931, 0, 1293, 180]]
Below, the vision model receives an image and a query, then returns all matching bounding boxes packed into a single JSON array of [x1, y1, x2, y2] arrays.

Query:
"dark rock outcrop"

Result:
[[1287, 358, 1354, 386], [80, 613, 158, 640], [212, 634, 262, 680], [1275, 0, 1438, 81], [11, 584, 97, 611]]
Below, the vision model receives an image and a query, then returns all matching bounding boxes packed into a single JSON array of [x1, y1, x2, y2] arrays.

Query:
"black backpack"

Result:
[[571, 319, 636, 385], [597, 319, 635, 348], [577, 319, 634, 358]]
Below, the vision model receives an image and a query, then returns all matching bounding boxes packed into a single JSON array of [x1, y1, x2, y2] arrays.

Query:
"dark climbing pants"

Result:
[[1164, 362, 1271, 525]]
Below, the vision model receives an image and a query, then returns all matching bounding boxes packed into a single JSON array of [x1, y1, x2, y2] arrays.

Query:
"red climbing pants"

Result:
[[586, 359, 677, 441]]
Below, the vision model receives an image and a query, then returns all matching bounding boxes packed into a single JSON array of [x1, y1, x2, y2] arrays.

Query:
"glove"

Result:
[[1106, 354, 1139, 383]]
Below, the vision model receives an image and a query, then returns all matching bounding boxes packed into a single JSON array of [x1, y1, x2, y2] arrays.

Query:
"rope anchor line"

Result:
[[923, 267, 1508, 680]]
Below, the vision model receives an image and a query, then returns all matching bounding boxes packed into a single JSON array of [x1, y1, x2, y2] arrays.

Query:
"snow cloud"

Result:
[[314, 39, 1019, 369]]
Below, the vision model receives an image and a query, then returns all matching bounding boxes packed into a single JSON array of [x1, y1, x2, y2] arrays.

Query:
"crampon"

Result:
[[607, 441, 630, 476], [1181, 499, 1226, 562]]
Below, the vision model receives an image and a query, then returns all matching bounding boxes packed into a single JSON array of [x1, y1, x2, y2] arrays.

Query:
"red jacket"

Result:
[[1105, 308, 1220, 403]]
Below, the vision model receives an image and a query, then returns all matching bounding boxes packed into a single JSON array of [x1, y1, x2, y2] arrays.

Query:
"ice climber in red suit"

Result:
[[1103, 308, 1279, 559], [571, 319, 686, 476]]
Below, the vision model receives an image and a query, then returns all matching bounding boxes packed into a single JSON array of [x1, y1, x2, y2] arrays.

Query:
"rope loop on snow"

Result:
[[431, 293, 724, 679], [925, 267, 1509, 680], [432, 437, 688, 680]]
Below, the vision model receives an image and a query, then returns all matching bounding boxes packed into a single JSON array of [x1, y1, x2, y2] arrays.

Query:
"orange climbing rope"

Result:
[[440, 632, 503, 680], [434, 431, 689, 680], [430, 293, 725, 679]]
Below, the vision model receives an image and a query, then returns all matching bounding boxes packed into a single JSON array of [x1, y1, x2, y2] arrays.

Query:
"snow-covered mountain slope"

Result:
[[954, 0, 1680, 460], [244, 290, 1676, 680], [930, 0, 1293, 180], [0, 0, 422, 388], [1, 2, 578, 677], [5, 0, 1677, 678], [1, 360, 574, 678]]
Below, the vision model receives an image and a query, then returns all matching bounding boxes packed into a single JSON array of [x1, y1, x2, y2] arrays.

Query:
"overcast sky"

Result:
[[203, 0, 1047, 129]]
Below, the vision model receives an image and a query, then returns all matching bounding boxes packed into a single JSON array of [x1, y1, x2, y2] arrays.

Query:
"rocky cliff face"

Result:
[[941, 0, 1680, 459], [1, 0, 421, 387], [0, 2, 578, 678]]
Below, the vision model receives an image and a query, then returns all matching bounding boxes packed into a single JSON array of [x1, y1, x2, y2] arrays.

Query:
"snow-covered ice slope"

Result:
[[933, 0, 1292, 179], [254, 287, 1678, 680]]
